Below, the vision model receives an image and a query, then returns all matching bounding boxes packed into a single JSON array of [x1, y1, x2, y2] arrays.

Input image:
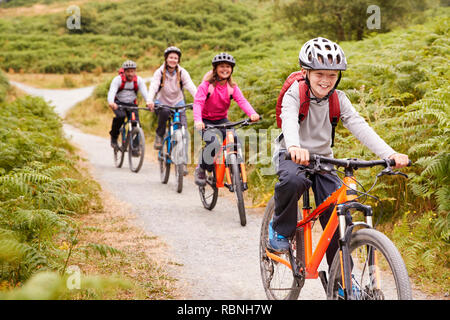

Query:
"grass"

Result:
[[0, 71, 180, 299], [65, 180, 180, 299], [1, 0, 448, 297]]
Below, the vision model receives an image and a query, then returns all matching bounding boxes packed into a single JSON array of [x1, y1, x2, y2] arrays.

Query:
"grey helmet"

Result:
[[122, 60, 137, 70], [299, 37, 347, 71], [164, 46, 181, 59], [212, 52, 236, 68]]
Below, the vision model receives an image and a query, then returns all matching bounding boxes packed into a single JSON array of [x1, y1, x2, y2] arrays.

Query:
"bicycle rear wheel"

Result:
[[327, 228, 412, 300], [128, 126, 145, 173], [259, 197, 303, 300], [229, 154, 246, 226], [113, 127, 126, 168], [159, 136, 170, 184], [199, 170, 218, 210]]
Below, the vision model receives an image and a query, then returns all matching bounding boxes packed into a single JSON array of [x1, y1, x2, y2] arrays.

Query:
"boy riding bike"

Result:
[[147, 47, 197, 161], [108, 60, 150, 149], [193, 52, 260, 186], [269, 37, 409, 269]]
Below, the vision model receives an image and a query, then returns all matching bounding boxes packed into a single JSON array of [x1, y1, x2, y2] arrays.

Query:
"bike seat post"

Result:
[[302, 174, 312, 210]]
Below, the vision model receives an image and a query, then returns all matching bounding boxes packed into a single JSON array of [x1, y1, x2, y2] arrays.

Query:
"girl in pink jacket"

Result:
[[193, 52, 260, 186]]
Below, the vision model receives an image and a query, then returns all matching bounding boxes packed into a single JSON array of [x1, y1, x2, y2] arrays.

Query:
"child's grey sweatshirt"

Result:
[[275, 80, 396, 159]]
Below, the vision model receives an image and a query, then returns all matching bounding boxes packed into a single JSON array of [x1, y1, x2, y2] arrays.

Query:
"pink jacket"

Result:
[[193, 80, 256, 123]]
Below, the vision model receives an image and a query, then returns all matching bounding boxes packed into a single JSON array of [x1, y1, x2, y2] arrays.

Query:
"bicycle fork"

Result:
[[336, 202, 374, 300]]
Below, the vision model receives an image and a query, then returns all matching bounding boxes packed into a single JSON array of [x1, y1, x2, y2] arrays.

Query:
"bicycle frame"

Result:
[[265, 173, 369, 280], [157, 104, 190, 166], [213, 130, 248, 190], [119, 109, 140, 151]]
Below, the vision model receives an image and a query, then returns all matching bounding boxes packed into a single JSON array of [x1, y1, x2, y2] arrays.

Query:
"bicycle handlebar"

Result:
[[204, 117, 263, 130], [116, 104, 150, 111], [154, 103, 193, 111], [284, 151, 412, 169]]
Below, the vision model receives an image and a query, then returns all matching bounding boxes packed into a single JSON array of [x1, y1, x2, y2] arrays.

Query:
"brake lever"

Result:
[[377, 168, 408, 179]]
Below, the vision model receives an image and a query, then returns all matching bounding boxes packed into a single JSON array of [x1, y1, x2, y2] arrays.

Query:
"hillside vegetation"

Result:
[[0, 0, 448, 295]]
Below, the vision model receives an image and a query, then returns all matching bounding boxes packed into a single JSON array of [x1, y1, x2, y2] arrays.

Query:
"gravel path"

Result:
[[13, 81, 433, 300]]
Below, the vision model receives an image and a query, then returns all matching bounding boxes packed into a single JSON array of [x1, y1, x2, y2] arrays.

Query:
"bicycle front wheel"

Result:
[[199, 170, 218, 210], [159, 136, 170, 184], [172, 130, 184, 193], [327, 228, 412, 300], [259, 197, 303, 300], [229, 154, 246, 226], [113, 127, 125, 168], [128, 126, 145, 173]]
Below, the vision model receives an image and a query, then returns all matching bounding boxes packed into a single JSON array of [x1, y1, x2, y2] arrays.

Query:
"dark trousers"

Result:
[[110, 108, 140, 139], [273, 152, 343, 267], [198, 118, 240, 172], [155, 108, 188, 138]]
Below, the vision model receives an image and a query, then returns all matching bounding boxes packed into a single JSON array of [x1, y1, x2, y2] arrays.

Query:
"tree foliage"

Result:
[[279, 0, 440, 41]]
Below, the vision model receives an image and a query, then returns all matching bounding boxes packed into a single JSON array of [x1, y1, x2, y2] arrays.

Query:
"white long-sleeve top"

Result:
[[107, 75, 149, 104], [147, 65, 197, 105]]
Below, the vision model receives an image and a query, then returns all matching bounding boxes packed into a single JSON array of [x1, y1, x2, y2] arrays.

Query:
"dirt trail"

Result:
[[13, 81, 433, 300]]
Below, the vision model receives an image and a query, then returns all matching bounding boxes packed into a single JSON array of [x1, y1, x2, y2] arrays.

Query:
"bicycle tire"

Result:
[[172, 130, 184, 193], [199, 170, 218, 210], [113, 127, 126, 168], [159, 136, 170, 184], [229, 154, 246, 226], [175, 164, 183, 193], [128, 126, 145, 173], [259, 197, 303, 300], [327, 228, 412, 300]]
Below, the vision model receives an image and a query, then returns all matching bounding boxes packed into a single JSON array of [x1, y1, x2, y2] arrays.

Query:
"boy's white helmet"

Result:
[[299, 37, 347, 70]]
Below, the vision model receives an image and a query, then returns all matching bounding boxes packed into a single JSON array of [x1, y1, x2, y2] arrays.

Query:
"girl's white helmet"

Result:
[[299, 37, 347, 71]]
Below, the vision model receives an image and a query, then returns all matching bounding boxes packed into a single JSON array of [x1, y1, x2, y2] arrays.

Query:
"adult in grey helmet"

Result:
[[268, 37, 409, 267], [107, 60, 150, 148]]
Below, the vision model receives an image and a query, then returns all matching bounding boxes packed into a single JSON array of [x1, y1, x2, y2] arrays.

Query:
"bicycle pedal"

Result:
[[242, 182, 248, 191], [224, 183, 234, 192]]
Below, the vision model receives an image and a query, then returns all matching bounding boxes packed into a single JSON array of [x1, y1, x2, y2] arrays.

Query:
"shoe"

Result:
[[194, 166, 206, 186], [183, 164, 188, 176], [111, 136, 118, 149], [154, 135, 163, 150], [132, 149, 140, 157], [337, 275, 361, 299], [268, 221, 290, 253]]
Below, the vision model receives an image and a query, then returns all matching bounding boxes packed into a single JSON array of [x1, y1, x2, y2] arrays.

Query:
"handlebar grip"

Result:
[[283, 151, 315, 161], [387, 159, 412, 167]]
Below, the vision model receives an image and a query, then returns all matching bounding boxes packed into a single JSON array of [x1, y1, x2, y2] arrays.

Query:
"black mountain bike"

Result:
[[113, 103, 149, 173]]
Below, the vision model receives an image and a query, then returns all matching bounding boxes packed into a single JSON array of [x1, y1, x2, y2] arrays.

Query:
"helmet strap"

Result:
[[305, 70, 342, 103]]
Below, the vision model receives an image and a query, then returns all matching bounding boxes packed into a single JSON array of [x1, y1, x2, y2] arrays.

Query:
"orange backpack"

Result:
[[275, 71, 341, 147]]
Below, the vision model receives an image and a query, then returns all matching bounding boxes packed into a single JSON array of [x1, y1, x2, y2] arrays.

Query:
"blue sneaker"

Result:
[[337, 275, 361, 299], [268, 221, 290, 253]]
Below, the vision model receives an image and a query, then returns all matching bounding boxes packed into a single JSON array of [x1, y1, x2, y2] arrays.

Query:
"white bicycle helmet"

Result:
[[164, 46, 182, 59], [122, 60, 137, 70], [212, 52, 236, 68], [299, 37, 347, 71]]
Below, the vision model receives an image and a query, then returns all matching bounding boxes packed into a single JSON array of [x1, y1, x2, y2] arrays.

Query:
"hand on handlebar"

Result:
[[288, 146, 310, 166], [195, 121, 205, 131], [147, 102, 155, 112], [109, 102, 118, 111], [388, 153, 409, 169], [250, 113, 260, 122]]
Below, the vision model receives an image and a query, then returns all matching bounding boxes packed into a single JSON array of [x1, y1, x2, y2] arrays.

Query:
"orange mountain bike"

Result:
[[198, 118, 259, 226], [260, 153, 412, 300]]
